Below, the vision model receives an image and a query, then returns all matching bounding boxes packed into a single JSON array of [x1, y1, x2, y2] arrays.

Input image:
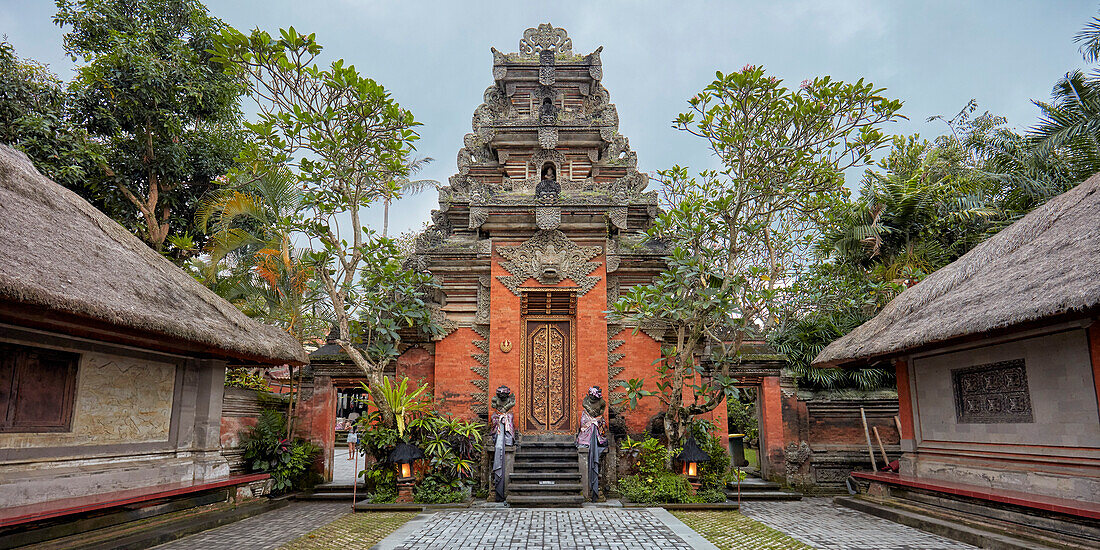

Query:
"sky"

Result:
[[2, 0, 1096, 236]]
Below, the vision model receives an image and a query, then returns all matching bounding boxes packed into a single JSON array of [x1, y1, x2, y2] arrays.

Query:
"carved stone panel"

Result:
[[952, 359, 1033, 423], [496, 230, 602, 296], [519, 23, 572, 56], [535, 206, 561, 230]]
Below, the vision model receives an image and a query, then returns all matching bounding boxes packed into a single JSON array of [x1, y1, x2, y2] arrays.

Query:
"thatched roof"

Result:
[[814, 172, 1100, 368], [0, 145, 307, 365]]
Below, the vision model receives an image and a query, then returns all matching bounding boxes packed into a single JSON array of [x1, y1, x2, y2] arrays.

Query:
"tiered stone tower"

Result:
[[404, 24, 725, 440]]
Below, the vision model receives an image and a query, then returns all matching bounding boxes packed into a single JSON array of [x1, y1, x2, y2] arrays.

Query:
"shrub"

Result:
[[354, 391, 483, 504], [225, 368, 270, 391], [689, 420, 731, 493], [239, 409, 320, 493], [616, 423, 730, 504]]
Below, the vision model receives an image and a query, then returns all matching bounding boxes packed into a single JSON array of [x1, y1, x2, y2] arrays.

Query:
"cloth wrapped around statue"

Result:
[[490, 386, 516, 501], [575, 387, 606, 447]]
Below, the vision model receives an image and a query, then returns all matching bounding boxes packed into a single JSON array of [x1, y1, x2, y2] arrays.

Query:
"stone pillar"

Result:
[[578, 446, 591, 500]]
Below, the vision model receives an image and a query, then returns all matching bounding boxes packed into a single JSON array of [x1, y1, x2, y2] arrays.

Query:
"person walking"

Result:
[[347, 425, 359, 460]]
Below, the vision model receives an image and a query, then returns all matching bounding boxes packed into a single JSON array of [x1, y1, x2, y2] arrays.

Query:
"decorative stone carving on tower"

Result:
[[520, 23, 572, 56], [496, 230, 602, 296]]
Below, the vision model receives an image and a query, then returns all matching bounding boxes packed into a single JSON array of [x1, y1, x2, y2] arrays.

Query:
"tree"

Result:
[[0, 41, 98, 199], [1028, 13, 1100, 182], [380, 155, 437, 238], [613, 66, 903, 449], [54, 0, 245, 255], [212, 27, 439, 426]]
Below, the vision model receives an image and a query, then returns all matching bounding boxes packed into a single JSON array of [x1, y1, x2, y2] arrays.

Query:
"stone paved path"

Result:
[[382, 508, 700, 549], [152, 501, 348, 550], [741, 497, 978, 550], [332, 452, 361, 483]]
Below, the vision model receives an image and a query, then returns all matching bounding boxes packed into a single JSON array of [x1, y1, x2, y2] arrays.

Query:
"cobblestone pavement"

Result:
[[387, 509, 696, 549], [740, 497, 978, 550], [152, 501, 349, 550]]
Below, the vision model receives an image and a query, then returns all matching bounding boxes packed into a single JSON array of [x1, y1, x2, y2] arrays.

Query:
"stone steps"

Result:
[[506, 435, 585, 507], [512, 460, 577, 471], [506, 495, 586, 507], [835, 496, 1077, 550], [725, 477, 802, 501], [295, 482, 363, 501], [510, 472, 581, 482], [508, 483, 584, 494]]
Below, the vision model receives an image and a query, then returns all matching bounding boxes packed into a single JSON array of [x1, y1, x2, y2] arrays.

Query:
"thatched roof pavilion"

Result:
[[0, 144, 306, 365], [814, 173, 1100, 368]]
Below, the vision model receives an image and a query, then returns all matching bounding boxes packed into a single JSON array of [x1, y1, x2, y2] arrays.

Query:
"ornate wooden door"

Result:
[[522, 319, 574, 432]]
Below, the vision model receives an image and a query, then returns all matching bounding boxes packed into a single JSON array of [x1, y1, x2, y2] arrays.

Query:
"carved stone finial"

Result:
[[520, 23, 572, 56]]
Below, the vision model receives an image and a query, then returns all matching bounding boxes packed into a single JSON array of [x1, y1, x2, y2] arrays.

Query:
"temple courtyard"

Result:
[[150, 500, 976, 549]]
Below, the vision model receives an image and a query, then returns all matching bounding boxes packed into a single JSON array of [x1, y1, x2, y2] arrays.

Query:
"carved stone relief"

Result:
[[496, 230, 602, 296], [535, 206, 561, 230], [519, 23, 573, 56], [475, 275, 491, 324], [0, 353, 175, 448], [952, 359, 1033, 423], [469, 206, 489, 229], [608, 206, 628, 230]]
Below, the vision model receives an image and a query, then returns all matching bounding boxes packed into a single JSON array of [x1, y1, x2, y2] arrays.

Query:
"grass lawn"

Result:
[[672, 511, 812, 550], [743, 447, 758, 469], [279, 512, 417, 549]]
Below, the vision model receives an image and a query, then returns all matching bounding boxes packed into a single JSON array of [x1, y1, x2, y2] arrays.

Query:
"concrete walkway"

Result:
[[151, 501, 348, 550], [741, 497, 977, 550], [373, 508, 716, 550]]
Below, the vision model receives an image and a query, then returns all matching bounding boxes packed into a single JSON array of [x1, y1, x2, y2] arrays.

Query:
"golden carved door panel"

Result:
[[523, 319, 574, 432]]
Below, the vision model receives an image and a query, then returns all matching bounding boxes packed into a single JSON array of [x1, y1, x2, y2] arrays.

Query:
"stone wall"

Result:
[[0, 352, 175, 449], [903, 328, 1100, 503], [0, 326, 229, 508], [219, 387, 289, 473], [759, 378, 900, 492]]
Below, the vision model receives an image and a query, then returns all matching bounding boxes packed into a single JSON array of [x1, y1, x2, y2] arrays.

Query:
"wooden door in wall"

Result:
[[522, 318, 575, 432]]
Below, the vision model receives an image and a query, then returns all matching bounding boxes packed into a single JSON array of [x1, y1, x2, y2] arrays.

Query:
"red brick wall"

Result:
[[489, 252, 521, 422], [611, 327, 665, 434], [487, 245, 610, 432], [434, 327, 482, 421], [397, 346, 435, 388]]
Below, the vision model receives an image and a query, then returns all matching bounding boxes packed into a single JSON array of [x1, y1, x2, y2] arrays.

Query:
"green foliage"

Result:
[[618, 472, 699, 504], [212, 27, 434, 425], [726, 399, 758, 443], [224, 367, 270, 391], [0, 41, 98, 199], [688, 421, 731, 493], [614, 65, 904, 446], [368, 376, 429, 439], [239, 409, 319, 493], [413, 471, 466, 504], [617, 432, 726, 504], [354, 383, 483, 504], [54, 0, 246, 254], [621, 436, 674, 479]]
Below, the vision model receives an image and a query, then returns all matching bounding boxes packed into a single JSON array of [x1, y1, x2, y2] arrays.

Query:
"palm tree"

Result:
[[827, 148, 999, 286], [379, 156, 438, 238], [196, 166, 302, 275]]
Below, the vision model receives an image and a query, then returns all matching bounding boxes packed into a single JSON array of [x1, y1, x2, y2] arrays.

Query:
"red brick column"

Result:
[[1089, 325, 1100, 425], [759, 375, 786, 479], [295, 375, 336, 481], [894, 358, 916, 447]]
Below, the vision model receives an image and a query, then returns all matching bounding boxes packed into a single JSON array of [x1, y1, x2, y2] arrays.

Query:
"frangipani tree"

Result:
[[613, 66, 904, 449], [213, 28, 439, 426]]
